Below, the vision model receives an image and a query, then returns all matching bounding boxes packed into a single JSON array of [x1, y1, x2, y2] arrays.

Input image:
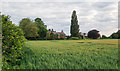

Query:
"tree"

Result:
[[109, 33, 118, 39], [88, 29, 100, 39], [46, 32, 51, 39], [48, 29, 51, 31], [108, 30, 120, 39], [70, 10, 79, 37], [102, 35, 108, 39], [50, 33, 57, 40], [35, 18, 47, 38], [2, 14, 26, 66], [19, 18, 39, 38], [116, 30, 120, 39]]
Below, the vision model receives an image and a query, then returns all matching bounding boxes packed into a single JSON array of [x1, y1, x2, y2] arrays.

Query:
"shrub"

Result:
[[2, 15, 26, 67], [50, 33, 57, 40], [69, 37, 79, 40], [117, 30, 120, 39], [66, 36, 71, 40], [46, 32, 51, 40], [109, 33, 118, 39], [87, 29, 100, 39], [101, 35, 108, 39], [78, 35, 83, 39], [109, 30, 120, 39]]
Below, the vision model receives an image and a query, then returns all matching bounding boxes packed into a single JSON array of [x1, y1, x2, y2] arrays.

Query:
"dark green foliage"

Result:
[[2, 15, 26, 66], [19, 18, 39, 39], [66, 35, 82, 40], [101, 35, 108, 39], [35, 18, 47, 38], [19, 18, 47, 40], [50, 33, 58, 40], [78, 35, 83, 39], [46, 32, 51, 40], [70, 10, 79, 37], [109, 33, 118, 39], [69, 37, 79, 40], [48, 29, 51, 31], [109, 30, 120, 39], [88, 29, 100, 39], [66, 36, 71, 40], [117, 30, 120, 38]]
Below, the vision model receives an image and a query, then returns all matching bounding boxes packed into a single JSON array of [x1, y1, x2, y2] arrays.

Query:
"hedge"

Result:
[[2, 15, 26, 67]]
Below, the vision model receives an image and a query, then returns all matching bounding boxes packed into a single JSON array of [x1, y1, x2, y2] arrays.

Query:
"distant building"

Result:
[[46, 29, 66, 39]]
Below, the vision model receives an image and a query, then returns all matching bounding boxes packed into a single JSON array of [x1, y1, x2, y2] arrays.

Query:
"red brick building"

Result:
[[46, 29, 66, 39]]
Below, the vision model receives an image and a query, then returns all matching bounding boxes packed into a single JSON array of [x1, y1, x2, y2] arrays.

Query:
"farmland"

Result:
[[2, 39, 118, 69], [15, 39, 118, 69]]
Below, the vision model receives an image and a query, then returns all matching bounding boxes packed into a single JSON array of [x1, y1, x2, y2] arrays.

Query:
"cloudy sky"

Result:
[[0, 1, 118, 36]]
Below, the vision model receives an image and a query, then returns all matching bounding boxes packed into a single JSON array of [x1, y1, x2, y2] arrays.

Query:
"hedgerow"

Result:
[[2, 15, 26, 68]]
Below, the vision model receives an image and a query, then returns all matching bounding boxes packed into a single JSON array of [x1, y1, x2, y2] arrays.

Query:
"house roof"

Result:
[[47, 31, 66, 35]]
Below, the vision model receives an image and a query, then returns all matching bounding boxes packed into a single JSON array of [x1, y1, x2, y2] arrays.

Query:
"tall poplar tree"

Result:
[[70, 10, 79, 37]]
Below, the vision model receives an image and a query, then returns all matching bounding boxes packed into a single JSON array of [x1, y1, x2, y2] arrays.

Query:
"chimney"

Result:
[[61, 30, 63, 32], [83, 33, 86, 36], [79, 32, 82, 35], [52, 29, 53, 32]]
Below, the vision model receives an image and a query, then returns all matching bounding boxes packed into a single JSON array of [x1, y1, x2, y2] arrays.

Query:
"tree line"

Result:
[[102, 30, 120, 39], [70, 10, 120, 39], [19, 18, 47, 40]]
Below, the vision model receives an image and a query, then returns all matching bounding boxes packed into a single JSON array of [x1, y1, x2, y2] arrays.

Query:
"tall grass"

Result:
[[2, 39, 119, 69]]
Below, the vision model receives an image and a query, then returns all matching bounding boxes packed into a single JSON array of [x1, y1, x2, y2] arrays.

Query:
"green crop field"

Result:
[[3, 39, 119, 69], [14, 39, 118, 69]]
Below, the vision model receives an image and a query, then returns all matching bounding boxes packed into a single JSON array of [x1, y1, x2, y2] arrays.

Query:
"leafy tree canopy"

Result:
[[19, 18, 39, 38], [35, 18, 47, 38], [87, 29, 100, 39], [109, 30, 120, 39]]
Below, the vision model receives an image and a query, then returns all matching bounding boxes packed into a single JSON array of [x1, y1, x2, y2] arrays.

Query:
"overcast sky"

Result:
[[0, 1, 118, 36], [0, 0, 119, 2]]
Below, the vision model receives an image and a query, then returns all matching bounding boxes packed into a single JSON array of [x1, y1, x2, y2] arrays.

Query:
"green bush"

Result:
[[109, 33, 119, 39], [50, 33, 58, 40], [101, 35, 108, 39], [66, 36, 71, 40], [78, 35, 83, 39], [2, 15, 26, 67], [69, 37, 79, 40]]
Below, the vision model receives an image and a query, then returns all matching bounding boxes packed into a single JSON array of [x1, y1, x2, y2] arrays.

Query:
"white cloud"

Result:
[[1, 2, 118, 36], [1, 0, 119, 2]]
